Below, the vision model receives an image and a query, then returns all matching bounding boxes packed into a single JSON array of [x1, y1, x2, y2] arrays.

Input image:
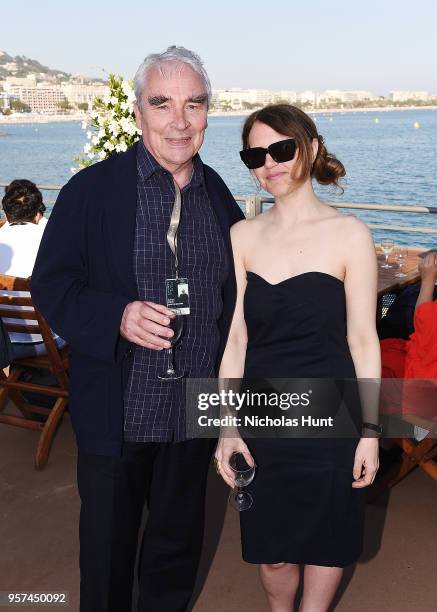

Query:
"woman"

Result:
[[380, 252, 437, 426], [215, 105, 381, 611], [381, 252, 437, 379]]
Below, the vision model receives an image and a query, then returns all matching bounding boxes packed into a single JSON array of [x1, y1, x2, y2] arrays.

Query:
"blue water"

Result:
[[0, 109, 436, 247]]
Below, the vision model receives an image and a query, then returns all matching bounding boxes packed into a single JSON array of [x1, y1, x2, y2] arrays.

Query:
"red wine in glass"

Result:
[[158, 309, 184, 380]]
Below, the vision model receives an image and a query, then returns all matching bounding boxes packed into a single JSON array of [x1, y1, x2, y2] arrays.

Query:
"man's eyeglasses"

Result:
[[240, 138, 297, 170]]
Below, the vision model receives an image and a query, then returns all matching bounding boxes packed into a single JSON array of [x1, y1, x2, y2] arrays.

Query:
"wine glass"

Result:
[[380, 239, 394, 269], [157, 309, 184, 380], [228, 452, 256, 511], [394, 246, 408, 278]]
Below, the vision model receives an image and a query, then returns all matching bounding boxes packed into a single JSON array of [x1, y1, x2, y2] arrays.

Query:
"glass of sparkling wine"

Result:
[[380, 239, 394, 269], [395, 246, 408, 277], [228, 452, 256, 511]]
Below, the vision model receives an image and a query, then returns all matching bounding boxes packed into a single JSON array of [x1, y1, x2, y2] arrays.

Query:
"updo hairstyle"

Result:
[[241, 104, 345, 191]]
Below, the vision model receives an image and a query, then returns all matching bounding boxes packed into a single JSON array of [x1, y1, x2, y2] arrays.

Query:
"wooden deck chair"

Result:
[[368, 414, 437, 501], [0, 274, 69, 469]]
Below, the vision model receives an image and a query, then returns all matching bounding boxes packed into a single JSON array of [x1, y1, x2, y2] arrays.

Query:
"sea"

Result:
[[0, 108, 436, 247]]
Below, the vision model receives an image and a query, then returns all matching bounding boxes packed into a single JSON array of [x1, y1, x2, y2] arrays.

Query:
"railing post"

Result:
[[245, 195, 263, 218]]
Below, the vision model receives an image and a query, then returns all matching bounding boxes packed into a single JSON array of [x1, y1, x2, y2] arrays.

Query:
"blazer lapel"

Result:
[[204, 167, 233, 255], [105, 143, 138, 299]]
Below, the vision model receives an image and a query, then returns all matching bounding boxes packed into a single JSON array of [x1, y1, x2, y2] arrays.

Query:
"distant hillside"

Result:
[[0, 50, 103, 83]]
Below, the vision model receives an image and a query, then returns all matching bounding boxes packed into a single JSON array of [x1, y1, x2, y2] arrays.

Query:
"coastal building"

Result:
[[211, 88, 379, 110], [61, 82, 108, 108], [342, 90, 374, 102], [297, 90, 317, 106], [318, 90, 344, 104], [274, 90, 297, 103], [318, 90, 374, 104], [389, 90, 432, 102], [3, 75, 37, 88], [0, 56, 110, 113], [2, 82, 66, 113], [212, 88, 297, 110], [0, 91, 9, 109], [213, 88, 272, 109], [1, 61, 19, 73], [212, 88, 379, 109], [0, 78, 107, 113]]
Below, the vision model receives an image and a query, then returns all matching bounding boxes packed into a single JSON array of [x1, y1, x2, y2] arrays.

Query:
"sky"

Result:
[[1, 0, 436, 95]]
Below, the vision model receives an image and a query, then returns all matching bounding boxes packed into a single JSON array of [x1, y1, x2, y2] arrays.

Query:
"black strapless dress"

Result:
[[240, 271, 366, 568]]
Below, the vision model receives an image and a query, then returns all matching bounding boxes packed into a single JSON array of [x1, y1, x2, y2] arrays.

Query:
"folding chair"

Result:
[[0, 274, 69, 469], [368, 413, 437, 502]]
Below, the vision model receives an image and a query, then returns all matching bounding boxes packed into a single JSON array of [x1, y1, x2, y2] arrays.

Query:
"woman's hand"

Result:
[[419, 252, 437, 284], [214, 436, 254, 489], [351, 438, 379, 488]]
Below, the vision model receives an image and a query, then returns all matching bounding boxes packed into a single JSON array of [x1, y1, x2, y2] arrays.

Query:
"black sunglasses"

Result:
[[240, 138, 297, 169]]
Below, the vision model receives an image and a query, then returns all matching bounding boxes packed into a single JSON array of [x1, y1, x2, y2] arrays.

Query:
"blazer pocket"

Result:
[[68, 353, 110, 435]]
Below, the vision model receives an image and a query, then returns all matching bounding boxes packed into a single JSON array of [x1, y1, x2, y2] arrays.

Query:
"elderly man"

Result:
[[31, 46, 244, 612]]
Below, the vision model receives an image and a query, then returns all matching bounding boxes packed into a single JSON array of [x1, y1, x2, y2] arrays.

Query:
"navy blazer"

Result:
[[31, 142, 244, 456]]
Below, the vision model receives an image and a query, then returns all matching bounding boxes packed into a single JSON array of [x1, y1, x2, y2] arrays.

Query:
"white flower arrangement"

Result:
[[73, 74, 142, 172]]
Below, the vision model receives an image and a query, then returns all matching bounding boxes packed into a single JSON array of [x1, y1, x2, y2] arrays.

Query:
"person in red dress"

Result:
[[381, 252, 437, 378], [380, 252, 437, 422]]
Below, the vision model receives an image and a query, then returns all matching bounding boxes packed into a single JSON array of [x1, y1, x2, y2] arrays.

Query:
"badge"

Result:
[[165, 277, 190, 315]]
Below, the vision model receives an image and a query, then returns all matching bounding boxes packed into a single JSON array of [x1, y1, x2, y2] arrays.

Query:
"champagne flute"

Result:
[[228, 452, 256, 511], [394, 246, 408, 278], [157, 309, 184, 380], [380, 239, 394, 269]]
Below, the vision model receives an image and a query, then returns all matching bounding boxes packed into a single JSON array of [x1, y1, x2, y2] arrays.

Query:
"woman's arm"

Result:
[[416, 252, 437, 311], [218, 221, 248, 380], [343, 217, 381, 488], [214, 220, 253, 488]]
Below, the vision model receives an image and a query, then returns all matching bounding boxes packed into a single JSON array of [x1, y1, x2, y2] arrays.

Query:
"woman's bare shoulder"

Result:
[[230, 214, 266, 242], [339, 214, 373, 241], [323, 211, 372, 242]]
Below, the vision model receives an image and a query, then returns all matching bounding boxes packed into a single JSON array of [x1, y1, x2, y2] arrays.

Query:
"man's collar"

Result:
[[136, 139, 205, 189], [136, 139, 163, 181]]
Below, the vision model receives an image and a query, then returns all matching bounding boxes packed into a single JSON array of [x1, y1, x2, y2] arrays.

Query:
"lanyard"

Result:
[[166, 179, 182, 278]]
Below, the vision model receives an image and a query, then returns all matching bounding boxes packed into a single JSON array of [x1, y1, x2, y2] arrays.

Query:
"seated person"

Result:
[[378, 251, 437, 340], [380, 253, 437, 435], [381, 252, 437, 378], [0, 179, 46, 274], [0, 179, 65, 358]]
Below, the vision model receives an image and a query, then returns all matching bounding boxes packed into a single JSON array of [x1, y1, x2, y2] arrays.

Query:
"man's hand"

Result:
[[120, 301, 176, 350]]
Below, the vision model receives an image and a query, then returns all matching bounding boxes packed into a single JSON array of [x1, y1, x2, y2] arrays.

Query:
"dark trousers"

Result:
[[77, 438, 215, 612]]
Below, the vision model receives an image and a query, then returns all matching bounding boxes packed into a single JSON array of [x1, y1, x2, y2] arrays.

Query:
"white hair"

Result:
[[134, 45, 211, 109]]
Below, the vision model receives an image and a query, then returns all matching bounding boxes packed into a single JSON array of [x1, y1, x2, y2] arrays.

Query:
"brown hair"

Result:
[[241, 104, 345, 191]]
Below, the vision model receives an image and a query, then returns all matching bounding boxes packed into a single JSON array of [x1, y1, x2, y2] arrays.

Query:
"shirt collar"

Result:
[[136, 139, 206, 189], [136, 139, 163, 181]]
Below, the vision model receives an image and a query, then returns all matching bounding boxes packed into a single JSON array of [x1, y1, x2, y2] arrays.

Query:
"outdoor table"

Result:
[[376, 245, 426, 296], [375, 246, 426, 318]]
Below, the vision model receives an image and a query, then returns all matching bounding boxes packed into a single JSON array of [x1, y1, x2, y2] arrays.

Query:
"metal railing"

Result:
[[236, 195, 437, 235], [1, 183, 436, 235], [0, 183, 62, 191]]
